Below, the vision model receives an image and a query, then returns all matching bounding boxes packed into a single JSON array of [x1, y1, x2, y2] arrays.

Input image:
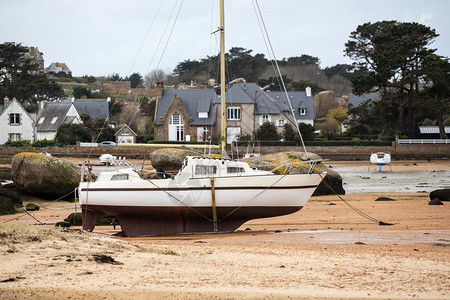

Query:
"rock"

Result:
[[0, 196, 15, 215], [375, 197, 396, 201], [0, 186, 22, 206], [429, 189, 450, 202], [429, 198, 444, 205], [25, 203, 40, 211], [149, 148, 202, 172], [242, 152, 344, 196], [64, 212, 119, 226], [11, 152, 80, 199]]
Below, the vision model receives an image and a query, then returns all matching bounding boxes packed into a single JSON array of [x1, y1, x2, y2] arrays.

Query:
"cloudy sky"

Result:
[[2, 0, 449, 77]]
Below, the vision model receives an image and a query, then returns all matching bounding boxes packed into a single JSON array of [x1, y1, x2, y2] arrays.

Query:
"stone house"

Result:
[[115, 124, 137, 144], [44, 62, 72, 76], [0, 97, 36, 144], [154, 89, 217, 142], [154, 83, 315, 144]]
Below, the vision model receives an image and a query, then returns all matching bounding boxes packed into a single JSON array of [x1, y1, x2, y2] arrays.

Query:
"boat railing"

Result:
[[80, 159, 136, 182], [270, 159, 324, 175]]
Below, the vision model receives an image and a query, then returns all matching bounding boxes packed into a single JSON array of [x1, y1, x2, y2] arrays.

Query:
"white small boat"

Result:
[[99, 154, 116, 165], [370, 152, 391, 172], [78, 156, 324, 235]]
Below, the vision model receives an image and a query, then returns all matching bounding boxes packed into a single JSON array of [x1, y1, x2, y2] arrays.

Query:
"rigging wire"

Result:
[[253, 0, 309, 158]]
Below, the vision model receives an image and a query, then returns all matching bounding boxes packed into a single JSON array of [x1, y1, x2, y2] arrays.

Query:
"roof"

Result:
[[36, 102, 72, 132], [73, 101, 109, 120], [155, 89, 217, 126], [44, 62, 71, 74], [419, 126, 450, 134], [266, 90, 315, 120], [115, 124, 137, 136], [348, 93, 381, 108]]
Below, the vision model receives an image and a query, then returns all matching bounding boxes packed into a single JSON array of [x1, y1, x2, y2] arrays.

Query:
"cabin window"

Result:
[[227, 167, 245, 173], [111, 174, 129, 181], [227, 107, 240, 120], [9, 113, 20, 125], [195, 165, 217, 175]]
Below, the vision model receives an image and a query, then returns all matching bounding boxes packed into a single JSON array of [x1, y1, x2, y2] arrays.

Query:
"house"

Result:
[[0, 97, 36, 144], [115, 124, 137, 144], [153, 83, 316, 144], [44, 62, 72, 76], [35, 100, 109, 140], [348, 92, 381, 108], [36, 102, 82, 140], [419, 126, 450, 139], [154, 89, 217, 142]]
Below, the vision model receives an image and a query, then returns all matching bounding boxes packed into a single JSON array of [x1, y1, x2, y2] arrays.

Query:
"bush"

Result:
[[55, 124, 91, 145], [256, 122, 280, 141], [4, 140, 31, 147]]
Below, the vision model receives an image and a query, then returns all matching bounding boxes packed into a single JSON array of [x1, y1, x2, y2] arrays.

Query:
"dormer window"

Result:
[[198, 112, 208, 119], [50, 117, 58, 124], [299, 108, 307, 116], [38, 117, 45, 124]]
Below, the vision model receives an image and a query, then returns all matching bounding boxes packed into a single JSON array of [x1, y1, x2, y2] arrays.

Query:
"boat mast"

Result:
[[219, 0, 227, 158]]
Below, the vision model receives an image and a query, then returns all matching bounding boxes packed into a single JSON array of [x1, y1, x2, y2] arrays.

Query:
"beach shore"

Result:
[[0, 161, 449, 299]]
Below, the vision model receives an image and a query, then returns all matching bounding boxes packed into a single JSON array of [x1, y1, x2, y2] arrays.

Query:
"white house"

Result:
[[115, 124, 137, 144], [0, 97, 36, 144], [36, 102, 82, 140]]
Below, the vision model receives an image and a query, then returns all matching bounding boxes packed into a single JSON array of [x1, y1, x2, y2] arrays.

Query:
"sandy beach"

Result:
[[0, 160, 449, 299]]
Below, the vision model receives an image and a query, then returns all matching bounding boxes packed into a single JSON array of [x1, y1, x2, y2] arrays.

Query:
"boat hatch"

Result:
[[111, 174, 129, 181]]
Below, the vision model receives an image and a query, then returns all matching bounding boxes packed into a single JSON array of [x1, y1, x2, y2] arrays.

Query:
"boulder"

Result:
[[0, 196, 15, 215], [0, 186, 22, 206], [149, 148, 202, 172], [11, 152, 80, 199], [242, 152, 344, 196], [375, 197, 396, 201], [25, 203, 40, 211], [429, 189, 450, 202], [429, 198, 444, 205]]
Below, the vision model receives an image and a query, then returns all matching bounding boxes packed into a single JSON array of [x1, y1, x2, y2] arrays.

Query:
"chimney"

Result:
[[155, 81, 163, 97], [305, 86, 312, 97], [4, 96, 9, 106]]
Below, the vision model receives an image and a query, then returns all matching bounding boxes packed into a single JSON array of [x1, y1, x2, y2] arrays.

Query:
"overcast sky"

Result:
[[2, 0, 449, 77]]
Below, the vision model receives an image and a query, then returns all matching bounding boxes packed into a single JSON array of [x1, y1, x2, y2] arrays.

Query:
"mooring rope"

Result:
[[317, 173, 394, 226]]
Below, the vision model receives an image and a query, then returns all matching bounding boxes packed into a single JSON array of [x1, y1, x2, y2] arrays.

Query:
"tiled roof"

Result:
[[155, 89, 217, 126], [73, 101, 109, 120], [36, 103, 72, 132]]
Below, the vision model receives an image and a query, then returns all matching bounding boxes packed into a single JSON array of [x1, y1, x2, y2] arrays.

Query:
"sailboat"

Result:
[[77, 0, 325, 236]]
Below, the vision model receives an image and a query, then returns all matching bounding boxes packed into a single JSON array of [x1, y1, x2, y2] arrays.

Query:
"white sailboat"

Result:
[[77, 0, 325, 236]]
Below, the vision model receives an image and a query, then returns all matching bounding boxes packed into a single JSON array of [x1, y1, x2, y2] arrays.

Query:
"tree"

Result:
[[282, 123, 297, 141], [327, 106, 348, 125], [144, 69, 167, 88], [0, 43, 65, 105], [298, 123, 316, 141], [80, 113, 107, 143], [107, 73, 122, 81], [345, 21, 439, 138], [55, 124, 91, 145], [73, 86, 92, 99], [255, 122, 280, 141], [319, 120, 340, 140], [284, 54, 320, 67], [128, 72, 143, 88], [420, 54, 449, 139], [108, 100, 123, 116]]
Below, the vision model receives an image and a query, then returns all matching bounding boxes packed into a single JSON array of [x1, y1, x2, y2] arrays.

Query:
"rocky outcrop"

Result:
[[11, 152, 80, 199], [429, 189, 450, 202], [242, 152, 344, 196], [149, 148, 202, 173], [429, 198, 444, 205]]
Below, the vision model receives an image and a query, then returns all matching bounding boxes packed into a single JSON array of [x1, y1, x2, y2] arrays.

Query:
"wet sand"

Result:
[[0, 161, 449, 299]]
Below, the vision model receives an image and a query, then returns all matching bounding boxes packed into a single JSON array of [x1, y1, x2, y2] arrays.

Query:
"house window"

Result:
[[197, 127, 209, 142], [9, 113, 20, 125], [123, 130, 130, 135], [50, 117, 58, 124], [9, 133, 21, 141], [169, 113, 184, 141], [260, 115, 271, 125], [299, 108, 307, 116], [198, 112, 208, 119], [277, 120, 286, 127], [227, 107, 240, 120], [195, 165, 217, 175], [38, 117, 45, 124]]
